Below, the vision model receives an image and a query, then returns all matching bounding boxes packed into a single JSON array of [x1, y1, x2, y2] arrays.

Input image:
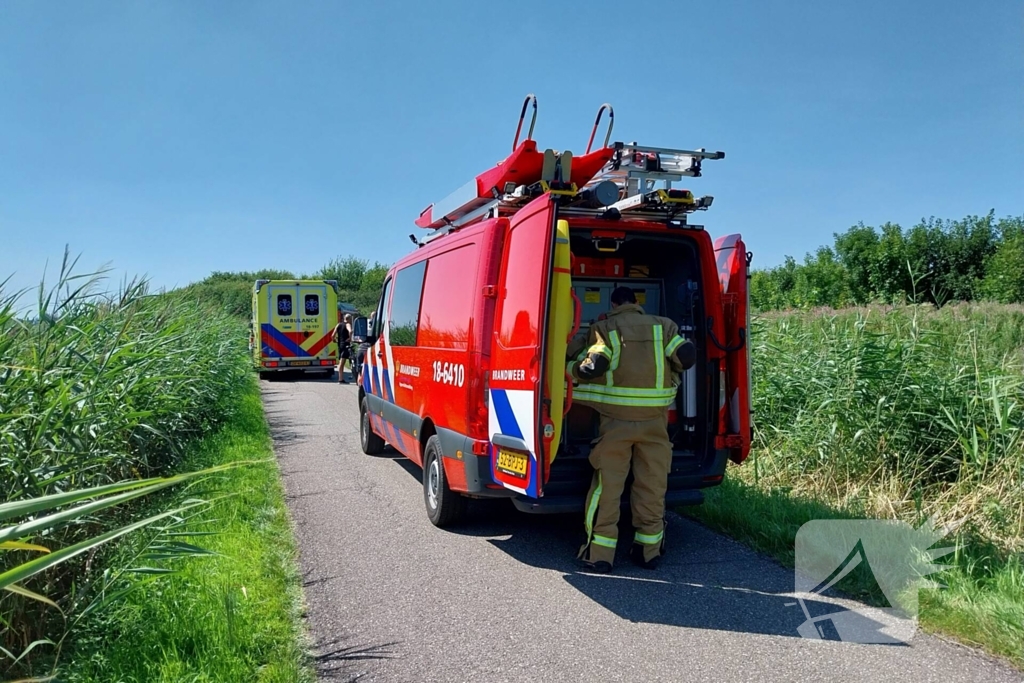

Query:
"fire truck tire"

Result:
[[423, 436, 466, 527], [360, 397, 386, 455]]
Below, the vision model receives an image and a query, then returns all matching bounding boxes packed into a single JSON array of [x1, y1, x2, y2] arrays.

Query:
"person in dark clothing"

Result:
[[334, 315, 352, 383]]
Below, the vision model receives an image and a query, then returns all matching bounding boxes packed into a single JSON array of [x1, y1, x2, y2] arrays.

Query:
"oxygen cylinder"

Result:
[[677, 280, 699, 433], [681, 326, 697, 427]]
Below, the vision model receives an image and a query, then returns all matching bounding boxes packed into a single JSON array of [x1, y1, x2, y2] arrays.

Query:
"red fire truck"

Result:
[[359, 96, 751, 526]]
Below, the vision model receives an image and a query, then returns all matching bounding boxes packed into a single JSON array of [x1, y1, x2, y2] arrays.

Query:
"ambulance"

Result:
[[251, 279, 341, 378], [358, 96, 751, 526]]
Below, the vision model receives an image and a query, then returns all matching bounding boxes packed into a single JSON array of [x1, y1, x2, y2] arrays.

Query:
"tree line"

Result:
[[751, 211, 1024, 311], [181, 211, 1024, 318], [181, 257, 389, 318]]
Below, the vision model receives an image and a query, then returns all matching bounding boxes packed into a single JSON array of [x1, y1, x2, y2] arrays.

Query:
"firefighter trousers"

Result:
[[578, 415, 672, 566]]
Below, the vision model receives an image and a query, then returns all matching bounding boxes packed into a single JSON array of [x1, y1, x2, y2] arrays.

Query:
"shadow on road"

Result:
[[260, 375, 360, 451], [311, 635, 400, 681], [260, 393, 312, 447], [261, 369, 344, 383], [385, 457, 902, 644]]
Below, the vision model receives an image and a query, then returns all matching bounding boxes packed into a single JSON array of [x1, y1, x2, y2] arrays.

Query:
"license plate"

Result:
[[289, 361, 311, 367], [496, 449, 528, 478]]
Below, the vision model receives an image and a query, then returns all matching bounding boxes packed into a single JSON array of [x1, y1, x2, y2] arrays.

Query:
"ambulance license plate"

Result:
[[496, 449, 528, 478], [290, 361, 311, 367]]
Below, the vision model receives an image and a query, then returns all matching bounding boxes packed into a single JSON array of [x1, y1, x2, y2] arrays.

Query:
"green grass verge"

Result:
[[64, 378, 314, 683], [684, 478, 1024, 669]]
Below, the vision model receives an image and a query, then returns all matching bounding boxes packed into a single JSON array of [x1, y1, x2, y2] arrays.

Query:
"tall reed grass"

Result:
[[748, 302, 1024, 550], [1, 252, 249, 677], [691, 302, 1024, 663]]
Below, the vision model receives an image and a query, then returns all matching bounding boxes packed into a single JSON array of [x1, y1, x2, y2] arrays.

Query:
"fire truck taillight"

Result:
[[468, 380, 490, 437], [263, 361, 279, 368]]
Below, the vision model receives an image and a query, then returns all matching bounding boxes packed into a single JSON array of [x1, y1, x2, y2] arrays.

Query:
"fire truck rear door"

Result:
[[713, 234, 752, 463], [487, 196, 558, 497]]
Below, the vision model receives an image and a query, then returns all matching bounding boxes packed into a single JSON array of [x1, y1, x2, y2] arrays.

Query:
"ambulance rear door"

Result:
[[296, 283, 335, 362], [487, 196, 559, 498], [263, 282, 332, 364]]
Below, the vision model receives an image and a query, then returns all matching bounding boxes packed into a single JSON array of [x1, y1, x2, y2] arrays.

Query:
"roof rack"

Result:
[[582, 142, 724, 217], [411, 97, 724, 245]]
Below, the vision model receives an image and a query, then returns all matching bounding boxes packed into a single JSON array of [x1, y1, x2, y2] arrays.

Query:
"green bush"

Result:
[[981, 234, 1024, 304]]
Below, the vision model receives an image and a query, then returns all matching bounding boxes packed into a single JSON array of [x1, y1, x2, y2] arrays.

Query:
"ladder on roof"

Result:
[[412, 95, 725, 245]]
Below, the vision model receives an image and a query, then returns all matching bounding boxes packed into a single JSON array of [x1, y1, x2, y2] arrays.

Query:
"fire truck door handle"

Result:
[[706, 316, 746, 353]]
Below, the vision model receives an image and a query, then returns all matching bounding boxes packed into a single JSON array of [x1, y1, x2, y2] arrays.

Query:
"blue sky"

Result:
[[2, 1, 1021, 297]]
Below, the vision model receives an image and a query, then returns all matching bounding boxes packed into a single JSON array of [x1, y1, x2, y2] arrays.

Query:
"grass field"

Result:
[[63, 383, 313, 683], [688, 302, 1024, 665], [0, 259, 310, 681]]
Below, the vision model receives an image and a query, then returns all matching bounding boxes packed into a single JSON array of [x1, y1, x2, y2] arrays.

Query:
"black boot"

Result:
[[579, 559, 613, 573], [577, 541, 614, 574], [631, 543, 661, 570]]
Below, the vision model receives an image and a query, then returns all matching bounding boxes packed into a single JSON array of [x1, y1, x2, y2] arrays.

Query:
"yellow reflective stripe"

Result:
[[605, 329, 621, 387], [654, 324, 665, 389], [635, 530, 664, 545], [566, 360, 577, 378], [574, 384, 677, 399], [584, 472, 602, 540], [592, 534, 617, 549], [608, 330, 621, 371], [587, 344, 612, 359], [665, 334, 684, 357], [573, 388, 676, 408], [574, 394, 673, 408]]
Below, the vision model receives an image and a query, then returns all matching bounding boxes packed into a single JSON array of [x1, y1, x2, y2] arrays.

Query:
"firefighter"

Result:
[[567, 286, 696, 572]]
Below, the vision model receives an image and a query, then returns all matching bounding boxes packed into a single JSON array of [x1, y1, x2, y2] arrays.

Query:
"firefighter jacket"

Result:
[[567, 303, 688, 421]]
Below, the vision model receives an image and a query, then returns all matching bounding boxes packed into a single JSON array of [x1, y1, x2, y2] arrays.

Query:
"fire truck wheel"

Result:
[[360, 397, 385, 455], [423, 436, 466, 527]]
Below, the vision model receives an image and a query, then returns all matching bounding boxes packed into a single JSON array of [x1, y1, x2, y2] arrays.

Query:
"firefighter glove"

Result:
[[577, 352, 610, 379], [675, 340, 697, 371]]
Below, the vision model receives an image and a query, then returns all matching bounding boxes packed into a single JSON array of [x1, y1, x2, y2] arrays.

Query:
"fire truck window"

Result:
[[304, 294, 320, 316], [277, 294, 293, 316], [388, 261, 426, 346], [418, 244, 475, 350], [497, 221, 546, 348], [373, 279, 392, 338]]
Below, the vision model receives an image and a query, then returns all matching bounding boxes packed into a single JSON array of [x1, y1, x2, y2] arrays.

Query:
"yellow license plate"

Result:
[[290, 361, 311, 367], [496, 449, 528, 478]]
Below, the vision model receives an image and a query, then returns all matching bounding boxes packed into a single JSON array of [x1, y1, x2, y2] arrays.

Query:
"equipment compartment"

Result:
[[549, 230, 716, 502]]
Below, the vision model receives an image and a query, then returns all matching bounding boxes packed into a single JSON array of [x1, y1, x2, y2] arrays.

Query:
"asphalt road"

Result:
[[263, 375, 1020, 683]]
